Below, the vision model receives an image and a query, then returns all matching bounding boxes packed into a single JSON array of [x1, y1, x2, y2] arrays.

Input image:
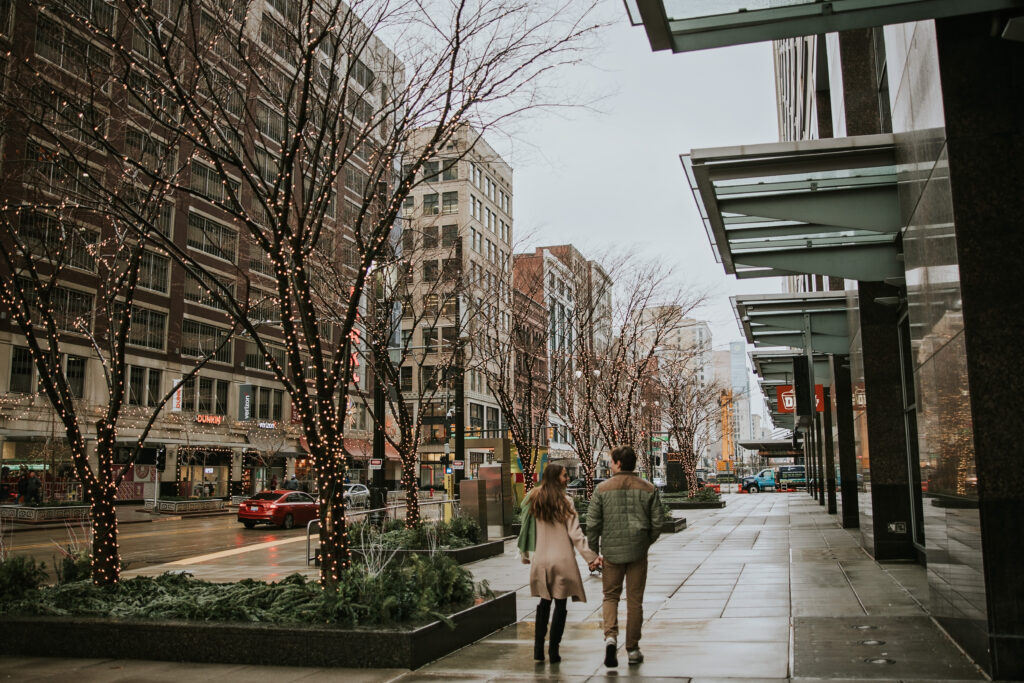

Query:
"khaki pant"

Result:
[[601, 557, 649, 650]]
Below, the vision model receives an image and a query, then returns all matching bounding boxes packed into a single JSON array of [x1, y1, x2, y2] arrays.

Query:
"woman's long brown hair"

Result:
[[529, 464, 574, 523]]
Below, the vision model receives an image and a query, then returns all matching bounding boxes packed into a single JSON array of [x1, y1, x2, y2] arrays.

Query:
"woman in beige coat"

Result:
[[521, 464, 598, 663]]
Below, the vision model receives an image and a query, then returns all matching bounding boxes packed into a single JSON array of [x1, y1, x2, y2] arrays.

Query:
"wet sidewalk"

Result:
[[0, 493, 988, 682]]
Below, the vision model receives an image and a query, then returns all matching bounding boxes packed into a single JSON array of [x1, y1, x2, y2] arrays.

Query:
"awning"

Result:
[[627, 0, 1023, 53], [738, 439, 803, 460], [751, 349, 833, 428], [734, 291, 851, 355], [343, 438, 400, 461], [683, 135, 904, 282]]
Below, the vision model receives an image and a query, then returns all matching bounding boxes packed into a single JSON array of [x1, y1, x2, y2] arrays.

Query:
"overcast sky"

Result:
[[488, 3, 786, 422]]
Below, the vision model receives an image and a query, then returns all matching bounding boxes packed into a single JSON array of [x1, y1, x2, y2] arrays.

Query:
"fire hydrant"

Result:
[[429, 487, 434, 498]]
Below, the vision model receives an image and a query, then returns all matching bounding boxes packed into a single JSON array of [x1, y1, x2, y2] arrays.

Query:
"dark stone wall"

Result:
[[935, 13, 1024, 680]]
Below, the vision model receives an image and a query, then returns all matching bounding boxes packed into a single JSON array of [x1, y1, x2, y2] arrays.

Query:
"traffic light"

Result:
[[155, 447, 166, 472]]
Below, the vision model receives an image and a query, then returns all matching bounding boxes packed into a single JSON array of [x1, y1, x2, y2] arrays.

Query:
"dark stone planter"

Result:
[[0, 591, 516, 669], [335, 539, 506, 567], [0, 505, 89, 523], [661, 517, 688, 533], [664, 500, 726, 510], [146, 499, 226, 514]]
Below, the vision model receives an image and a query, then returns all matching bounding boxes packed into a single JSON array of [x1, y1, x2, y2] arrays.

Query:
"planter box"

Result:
[[664, 500, 726, 510], [661, 517, 688, 533], [0, 505, 89, 523], [0, 591, 516, 669], [145, 499, 226, 514], [345, 539, 506, 566]]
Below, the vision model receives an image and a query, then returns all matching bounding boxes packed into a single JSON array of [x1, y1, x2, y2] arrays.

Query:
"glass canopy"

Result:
[[684, 135, 904, 282], [631, 0, 1024, 53]]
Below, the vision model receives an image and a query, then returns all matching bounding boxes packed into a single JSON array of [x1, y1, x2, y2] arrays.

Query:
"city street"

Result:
[[2, 513, 305, 578]]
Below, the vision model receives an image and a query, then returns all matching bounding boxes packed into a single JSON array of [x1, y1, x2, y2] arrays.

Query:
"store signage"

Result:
[[453, 460, 465, 470], [196, 414, 224, 425], [171, 379, 183, 412], [257, 421, 277, 429], [777, 384, 824, 413], [369, 458, 383, 470], [239, 384, 255, 420]]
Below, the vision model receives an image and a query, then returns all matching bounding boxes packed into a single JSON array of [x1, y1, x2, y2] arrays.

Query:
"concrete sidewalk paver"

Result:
[[1, 493, 989, 681]]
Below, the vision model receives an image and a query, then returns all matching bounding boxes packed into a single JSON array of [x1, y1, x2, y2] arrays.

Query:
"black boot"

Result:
[[549, 598, 567, 663], [534, 599, 551, 662]]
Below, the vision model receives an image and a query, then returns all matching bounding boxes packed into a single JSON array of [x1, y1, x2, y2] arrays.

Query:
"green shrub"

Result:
[[54, 549, 91, 584], [448, 516, 480, 545], [0, 556, 481, 628], [688, 487, 721, 502], [0, 556, 47, 598], [572, 496, 589, 520]]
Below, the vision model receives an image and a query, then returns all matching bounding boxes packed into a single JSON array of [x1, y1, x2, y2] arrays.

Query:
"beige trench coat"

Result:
[[528, 495, 598, 602]]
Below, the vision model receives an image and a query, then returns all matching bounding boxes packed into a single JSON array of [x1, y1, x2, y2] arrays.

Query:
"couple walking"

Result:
[[518, 445, 664, 667]]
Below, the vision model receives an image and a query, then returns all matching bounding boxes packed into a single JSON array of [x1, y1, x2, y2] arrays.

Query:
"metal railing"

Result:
[[305, 497, 461, 565]]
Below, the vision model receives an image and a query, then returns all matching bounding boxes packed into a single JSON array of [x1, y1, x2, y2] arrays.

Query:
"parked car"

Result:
[[567, 478, 606, 495], [237, 490, 318, 529], [344, 483, 371, 508]]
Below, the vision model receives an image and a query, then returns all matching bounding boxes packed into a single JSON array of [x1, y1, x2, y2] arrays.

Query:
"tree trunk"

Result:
[[401, 456, 420, 528], [89, 492, 120, 585], [315, 442, 351, 588]]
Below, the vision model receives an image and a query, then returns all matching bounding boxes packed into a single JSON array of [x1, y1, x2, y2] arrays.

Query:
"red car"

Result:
[[237, 490, 318, 529]]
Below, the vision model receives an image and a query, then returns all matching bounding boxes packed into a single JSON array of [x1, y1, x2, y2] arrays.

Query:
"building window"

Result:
[[351, 56, 375, 89], [181, 319, 232, 363], [187, 211, 238, 262], [422, 160, 440, 181], [442, 191, 458, 215], [124, 306, 166, 350], [17, 279, 94, 333], [184, 272, 234, 310], [402, 196, 414, 218], [147, 367, 162, 405], [423, 193, 439, 215], [65, 354, 86, 399], [423, 327, 437, 354], [17, 212, 97, 272], [442, 160, 458, 181], [190, 161, 240, 203], [423, 225, 438, 249], [138, 251, 170, 293], [128, 365, 146, 405], [400, 366, 413, 392], [9, 347, 33, 393], [441, 224, 458, 248], [423, 260, 438, 282]]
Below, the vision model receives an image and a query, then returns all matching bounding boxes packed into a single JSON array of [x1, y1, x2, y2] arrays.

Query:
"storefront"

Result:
[[176, 446, 233, 498], [239, 450, 286, 495], [1, 437, 78, 502]]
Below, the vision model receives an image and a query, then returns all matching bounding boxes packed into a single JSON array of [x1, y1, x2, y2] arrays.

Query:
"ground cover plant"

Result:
[[662, 487, 721, 502], [0, 554, 487, 628], [350, 517, 481, 551]]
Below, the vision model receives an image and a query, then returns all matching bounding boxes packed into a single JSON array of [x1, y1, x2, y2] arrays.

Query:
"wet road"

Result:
[[3, 514, 306, 576]]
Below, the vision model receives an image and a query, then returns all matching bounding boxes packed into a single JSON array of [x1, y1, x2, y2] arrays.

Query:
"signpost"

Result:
[[369, 458, 383, 471]]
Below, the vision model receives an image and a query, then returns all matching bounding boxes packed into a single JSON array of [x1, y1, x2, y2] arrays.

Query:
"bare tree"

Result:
[[575, 261, 705, 481], [658, 354, 723, 496], [2, 0, 599, 588]]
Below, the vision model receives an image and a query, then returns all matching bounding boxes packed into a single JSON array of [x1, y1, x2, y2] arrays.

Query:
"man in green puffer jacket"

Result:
[[586, 445, 664, 668]]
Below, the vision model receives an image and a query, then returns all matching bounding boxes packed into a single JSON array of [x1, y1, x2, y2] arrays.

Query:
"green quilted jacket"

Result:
[[586, 472, 664, 564]]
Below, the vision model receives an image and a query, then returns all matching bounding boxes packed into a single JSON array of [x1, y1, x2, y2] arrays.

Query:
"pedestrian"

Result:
[[286, 475, 299, 490], [586, 445, 664, 668], [517, 463, 598, 664], [25, 471, 43, 505], [17, 472, 28, 504], [269, 475, 278, 490]]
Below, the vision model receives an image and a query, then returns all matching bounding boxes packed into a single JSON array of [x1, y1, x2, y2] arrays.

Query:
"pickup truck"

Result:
[[741, 468, 777, 493]]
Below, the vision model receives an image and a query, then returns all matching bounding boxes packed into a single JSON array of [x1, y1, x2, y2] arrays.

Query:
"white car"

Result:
[[343, 483, 370, 508]]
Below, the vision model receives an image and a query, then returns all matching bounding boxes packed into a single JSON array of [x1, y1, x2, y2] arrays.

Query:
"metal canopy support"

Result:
[[683, 134, 907, 283], [633, 0, 1024, 54]]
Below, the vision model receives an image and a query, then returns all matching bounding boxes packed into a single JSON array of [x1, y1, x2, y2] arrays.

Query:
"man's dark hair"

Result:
[[610, 445, 637, 471]]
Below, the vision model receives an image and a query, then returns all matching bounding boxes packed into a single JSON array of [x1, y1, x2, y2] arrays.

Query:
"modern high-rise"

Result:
[[636, 2, 1024, 674]]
